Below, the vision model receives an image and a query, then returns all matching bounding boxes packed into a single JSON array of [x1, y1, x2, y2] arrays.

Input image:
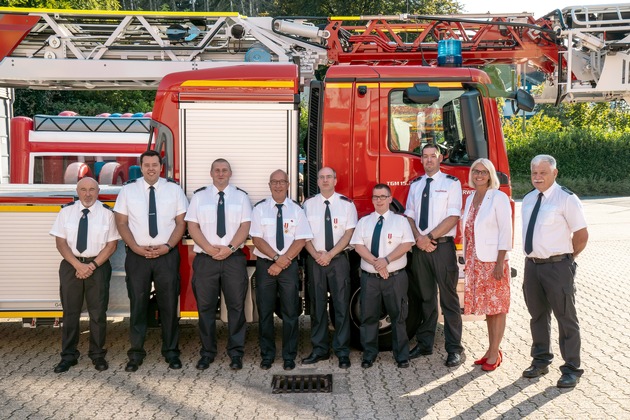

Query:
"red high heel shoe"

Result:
[[474, 357, 487, 365], [481, 351, 503, 372]]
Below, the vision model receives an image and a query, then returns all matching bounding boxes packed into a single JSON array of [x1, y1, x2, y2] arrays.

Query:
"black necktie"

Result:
[[324, 200, 333, 251], [276, 203, 284, 251], [217, 191, 226, 238], [524, 192, 544, 255], [76, 208, 89, 253], [148, 186, 158, 238], [419, 177, 433, 231], [370, 215, 384, 257]]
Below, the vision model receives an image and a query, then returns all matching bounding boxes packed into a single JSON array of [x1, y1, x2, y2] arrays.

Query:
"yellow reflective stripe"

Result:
[[0, 202, 115, 212], [180, 311, 199, 318], [181, 80, 295, 88], [329, 16, 363, 21], [0, 312, 63, 318], [327, 82, 463, 89], [0, 7, 240, 17]]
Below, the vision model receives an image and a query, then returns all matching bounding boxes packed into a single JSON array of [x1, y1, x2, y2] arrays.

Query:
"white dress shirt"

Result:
[[405, 170, 462, 237], [250, 197, 313, 259], [350, 210, 414, 273], [114, 177, 188, 246], [521, 182, 587, 258], [50, 200, 121, 257], [303, 192, 358, 252], [185, 184, 252, 253]]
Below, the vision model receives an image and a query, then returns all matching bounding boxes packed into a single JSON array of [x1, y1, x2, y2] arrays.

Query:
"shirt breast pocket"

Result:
[[333, 216, 347, 231], [227, 204, 242, 223], [539, 209, 556, 225], [198, 204, 217, 224], [261, 217, 277, 236], [384, 231, 403, 253]]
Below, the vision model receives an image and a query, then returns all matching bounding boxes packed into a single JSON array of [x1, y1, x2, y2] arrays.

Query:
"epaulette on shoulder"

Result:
[[102, 203, 112, 210], [166, 178, 178, 184], [446, 174, 459, 182], [123, 178, 137, 185], [236, 187, 248, 195], [292, 199, 303, 208], [254, 199, 266, 207], [194, 186, 207, 194], [339, 195, 353, 203], [410, 176, 423, 185], [61, 200, 76, 208], [560, 186, 574, 195]]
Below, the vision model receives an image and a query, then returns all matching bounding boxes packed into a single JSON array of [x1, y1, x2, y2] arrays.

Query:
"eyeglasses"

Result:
[[372, 195, 391, 201], [472, 169, 490, 176], [269, 180, 288, 186], [318, 175, 335, 180]]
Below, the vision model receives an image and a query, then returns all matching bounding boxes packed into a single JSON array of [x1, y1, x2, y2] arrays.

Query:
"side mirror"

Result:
[[405, 83, 440, 104], [510, 89, 535, 112]]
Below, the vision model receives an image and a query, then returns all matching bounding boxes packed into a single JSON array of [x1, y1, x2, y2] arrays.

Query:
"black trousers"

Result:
[[306, 254, 351, 358], [192, 251, 248, 358], [411, 242, 463, 354], [125, 248, 180, 361], [360, 270, 409, 362], [523, 257, 583, 375], [59, 259, 111, 362], [255, 258, 300, 362]]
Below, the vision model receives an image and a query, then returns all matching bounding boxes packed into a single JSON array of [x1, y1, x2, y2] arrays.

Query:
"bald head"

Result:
[[76, 177, 99, 208]]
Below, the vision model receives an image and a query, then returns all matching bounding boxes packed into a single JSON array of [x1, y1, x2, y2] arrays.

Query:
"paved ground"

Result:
[[1, 197, 629, 419]]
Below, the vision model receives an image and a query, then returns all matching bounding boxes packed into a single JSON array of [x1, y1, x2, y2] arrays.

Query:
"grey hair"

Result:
[[318, 167, 337, 178], [530, 154, 557, 170], [469, 158, 500, 190]]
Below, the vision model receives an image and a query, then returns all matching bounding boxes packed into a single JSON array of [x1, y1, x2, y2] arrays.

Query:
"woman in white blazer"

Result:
[[462, 158, 512, 372]]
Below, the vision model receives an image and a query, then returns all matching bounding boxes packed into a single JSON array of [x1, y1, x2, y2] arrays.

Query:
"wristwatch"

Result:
[[273, 254, 280, 262], [228, 244, 237, 253], [427, 233, 434, 241]]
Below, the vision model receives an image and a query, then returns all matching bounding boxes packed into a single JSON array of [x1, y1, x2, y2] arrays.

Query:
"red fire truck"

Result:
[[1, 6, 628, 343]]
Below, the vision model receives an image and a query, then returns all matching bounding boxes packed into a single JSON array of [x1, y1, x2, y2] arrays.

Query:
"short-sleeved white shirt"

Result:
[[50, 199, 120, 257], [114, 177, 188, 246], [405, 170, 462, 237], [350, 210, 414, 273], [185, 184, 252, 253], [250, 197, 313, 259], [521, 182, 587, 258], [303, 192, 358, 252]]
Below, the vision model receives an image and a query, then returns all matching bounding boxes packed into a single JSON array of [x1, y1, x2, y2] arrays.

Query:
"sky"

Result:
[[460, 0, 619, 18]]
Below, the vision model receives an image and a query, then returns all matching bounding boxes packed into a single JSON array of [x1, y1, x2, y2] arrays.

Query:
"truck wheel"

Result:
[[348, 272, 422, 351]]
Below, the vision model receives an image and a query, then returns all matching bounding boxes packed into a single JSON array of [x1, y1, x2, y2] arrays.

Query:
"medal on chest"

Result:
[[333, 218, 338, 228], [388, 233, 392, 244], [284, 221, 289, 233]]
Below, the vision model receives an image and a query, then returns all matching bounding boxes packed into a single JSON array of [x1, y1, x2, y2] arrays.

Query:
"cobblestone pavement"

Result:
[[1, 197, 629, 419]]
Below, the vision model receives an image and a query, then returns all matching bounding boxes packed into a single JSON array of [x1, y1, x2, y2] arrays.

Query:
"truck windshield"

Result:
[[389, 88, 485, 164]]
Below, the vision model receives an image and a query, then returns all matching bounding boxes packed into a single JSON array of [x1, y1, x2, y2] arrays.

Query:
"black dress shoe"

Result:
[[54, 359, 77, 373], [445, 352, 463, 367], [196, 356, 214, 370], [301, 353, 330, 365], [92, 358, 108, 372], [557, 372, 580, 388], [409, 345, 433, 360], [522, 365, 549, 378], [125, 359, 142, 372], [338, 356, 351, 369], [260, 360, 273, 370], [229, 356, 243, 370], [167, 357, 182, 369], [361, 359, 374, 369], [397, 360, 410, 368], [283, 360, 296, 371]]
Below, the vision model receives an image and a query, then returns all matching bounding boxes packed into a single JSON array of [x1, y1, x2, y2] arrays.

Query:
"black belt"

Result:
[[362, 269, 403, 279], [76, 256, 96, 263], [434, 236, 454, 244], [331, 251, 349, 260], [527, 254, 572, 264]]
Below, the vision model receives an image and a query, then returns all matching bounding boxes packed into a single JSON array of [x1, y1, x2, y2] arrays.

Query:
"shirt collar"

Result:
[[142, 177, 163, 190], [210, 184, 232, 196], [320, 192, 336, 204]]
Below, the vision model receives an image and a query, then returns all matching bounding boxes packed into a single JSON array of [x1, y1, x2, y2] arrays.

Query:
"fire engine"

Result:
[[0, 5, 628, 345]]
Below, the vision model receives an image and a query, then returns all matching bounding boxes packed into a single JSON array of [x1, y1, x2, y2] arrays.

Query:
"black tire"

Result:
[[349, 267, 421, 351]]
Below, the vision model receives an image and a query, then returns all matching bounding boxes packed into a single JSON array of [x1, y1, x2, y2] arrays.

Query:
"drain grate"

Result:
[[271, 374, 333, 394]]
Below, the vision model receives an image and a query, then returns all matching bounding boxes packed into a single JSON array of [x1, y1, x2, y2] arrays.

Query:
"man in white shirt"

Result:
[[521, 154, 588, 388], [350, 184, 414, 368], [186, 158, 252, 371], [114, 150, 188, 372], [50, 177, 120, 373], [302, 167, 358, 369], [250, 169, 313, 371]]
